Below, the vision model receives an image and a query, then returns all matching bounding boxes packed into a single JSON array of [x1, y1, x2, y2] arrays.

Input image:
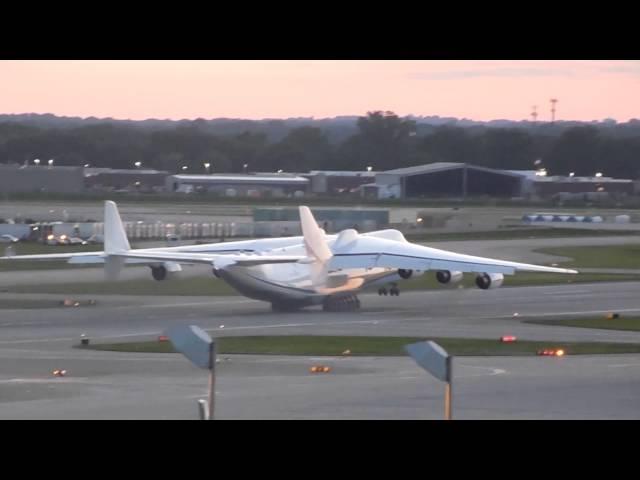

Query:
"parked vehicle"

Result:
[[0, 234, 20, 243]]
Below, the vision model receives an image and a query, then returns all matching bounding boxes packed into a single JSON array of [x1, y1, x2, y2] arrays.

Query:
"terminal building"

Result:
[[166, 173, 310, 198], [514, 171, 635, 198], [0, 164, 85, 194], [84, 168, 169, 193]]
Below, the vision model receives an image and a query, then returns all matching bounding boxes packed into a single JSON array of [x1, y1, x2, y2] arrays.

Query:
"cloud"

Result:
[[408, 67, 577, 81], [601, 64, 640, 75]]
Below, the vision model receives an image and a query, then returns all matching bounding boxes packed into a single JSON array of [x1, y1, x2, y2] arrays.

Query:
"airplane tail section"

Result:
[[299, 206, 332, 263], [103, 201, 130, 280], [104, 201, 131, 255], [299, 206, 332, 288]]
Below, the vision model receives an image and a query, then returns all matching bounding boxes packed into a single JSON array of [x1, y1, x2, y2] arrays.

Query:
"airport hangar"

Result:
[[364, 162, 526, 199]]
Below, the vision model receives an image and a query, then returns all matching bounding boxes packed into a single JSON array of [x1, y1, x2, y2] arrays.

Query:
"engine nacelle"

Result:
[[398, 269, 413, 279], [150, 262, 182, 281], [435, 270, 464, 285], [475, 273, 504, 290]]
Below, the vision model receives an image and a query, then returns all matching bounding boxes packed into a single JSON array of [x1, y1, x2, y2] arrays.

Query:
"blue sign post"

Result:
[[166, 325, 216, 420], [405, 341, 453, 420]]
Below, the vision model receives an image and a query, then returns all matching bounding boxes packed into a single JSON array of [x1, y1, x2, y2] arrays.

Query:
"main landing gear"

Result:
[[378, 283, 400, 296], [322, 294, 361, 312]]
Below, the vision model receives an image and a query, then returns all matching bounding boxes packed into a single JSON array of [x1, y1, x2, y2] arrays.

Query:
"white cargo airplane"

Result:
[[1, 201, 577, 312]]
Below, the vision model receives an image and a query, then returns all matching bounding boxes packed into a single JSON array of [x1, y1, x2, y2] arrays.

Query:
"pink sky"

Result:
[[1, 60, 639, 122]]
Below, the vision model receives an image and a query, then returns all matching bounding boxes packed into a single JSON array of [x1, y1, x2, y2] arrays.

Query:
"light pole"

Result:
[[134, 161, 142, 169], [204, 163, 211, 174], [243, 163, 248, 174], [48, 159, 54, 167], [367, 166, 373, 172], [33, 159, 40, 166], [182, 166, 188, 172]]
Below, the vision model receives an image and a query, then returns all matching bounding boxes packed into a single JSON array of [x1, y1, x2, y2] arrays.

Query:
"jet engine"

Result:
[[475, 273, 504, 290], [150, 262, 182, 281], [435, 270, 464, 285], [398, 269, 413, 279]]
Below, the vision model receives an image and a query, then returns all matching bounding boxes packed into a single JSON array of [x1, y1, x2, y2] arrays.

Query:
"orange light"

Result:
[[322, 366, 331, 373], [555, 349, 565, 357]]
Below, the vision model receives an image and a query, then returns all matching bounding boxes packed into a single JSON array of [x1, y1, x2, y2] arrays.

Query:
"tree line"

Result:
[[1, 111, 640, 179]]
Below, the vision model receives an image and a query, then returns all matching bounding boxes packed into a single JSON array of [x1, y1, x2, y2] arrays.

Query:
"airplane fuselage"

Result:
[[182, 235, 407, 307]]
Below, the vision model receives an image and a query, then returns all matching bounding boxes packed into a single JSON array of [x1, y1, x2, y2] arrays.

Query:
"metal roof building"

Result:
[[0, 164, 85, 193], [166, 173, 309, 198], [372, 162, 526, 199]]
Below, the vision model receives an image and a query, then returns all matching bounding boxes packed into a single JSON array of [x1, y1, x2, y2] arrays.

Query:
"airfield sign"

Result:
[[405, 340, 454, 420], [166, 325, 214, 369], [166, 325, 216, 420]]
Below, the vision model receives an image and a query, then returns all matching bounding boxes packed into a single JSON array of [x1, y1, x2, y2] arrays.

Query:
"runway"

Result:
[[2, 282, 640, 344], [1, 282, 640, 419]]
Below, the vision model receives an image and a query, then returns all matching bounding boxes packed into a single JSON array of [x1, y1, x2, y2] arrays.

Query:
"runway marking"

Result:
[[0, 337, 77, 345], [496, 308, 640, 319], [608, 363, 640, 368], [0, 319, 383, 346], [214, 320, 383, 331], [0, 378, 91, 384], [458, 365, 507, 377], [125, 299, 258, 309]]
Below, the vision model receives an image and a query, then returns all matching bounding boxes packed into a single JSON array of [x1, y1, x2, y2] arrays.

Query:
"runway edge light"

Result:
[[500, 335, 517, 343]]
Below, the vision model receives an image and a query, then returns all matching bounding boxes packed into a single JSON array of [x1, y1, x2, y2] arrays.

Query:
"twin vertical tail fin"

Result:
[[299, 206, 332, 287], [103, 201, 130, 280]]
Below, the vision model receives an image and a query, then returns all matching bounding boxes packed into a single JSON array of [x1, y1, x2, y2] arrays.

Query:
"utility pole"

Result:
[[550, 98, 558, 123]]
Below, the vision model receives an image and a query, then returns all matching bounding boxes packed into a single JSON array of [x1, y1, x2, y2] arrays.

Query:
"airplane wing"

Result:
[[0, 250, 304, 267], [0, 251, 108, 263], [0, 201, 306, 271], [108, 250, 304, 267], [328, 231, 577, 275]]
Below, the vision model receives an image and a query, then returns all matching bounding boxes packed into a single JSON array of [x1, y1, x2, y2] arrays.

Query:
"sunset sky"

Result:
[[1, 60, 639, 122]]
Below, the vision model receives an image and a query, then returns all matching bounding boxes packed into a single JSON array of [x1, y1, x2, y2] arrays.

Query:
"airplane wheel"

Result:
[[323, 295, 360, 312]]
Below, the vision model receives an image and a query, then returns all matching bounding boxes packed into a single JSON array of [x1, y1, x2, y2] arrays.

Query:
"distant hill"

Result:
[[2, 112, 639, 142], [2, 112, 640, 177]]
